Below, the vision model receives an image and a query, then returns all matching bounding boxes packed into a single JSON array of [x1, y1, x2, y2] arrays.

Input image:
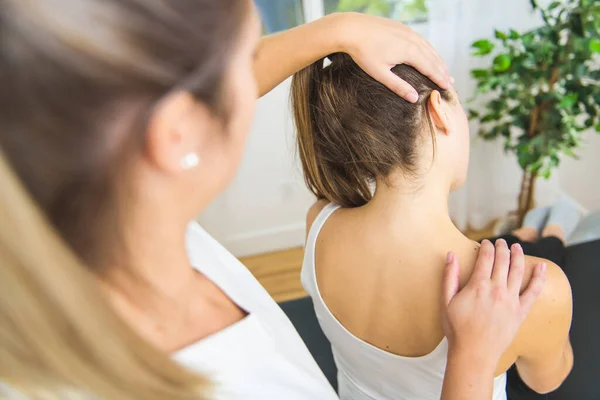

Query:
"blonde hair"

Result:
[[0, 154, 208, 399], [0, 0, 248, 398]]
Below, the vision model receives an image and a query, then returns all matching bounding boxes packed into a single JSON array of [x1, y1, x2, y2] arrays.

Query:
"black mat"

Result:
[[550, 239, 600, 400], [280, 296, 338, 391]]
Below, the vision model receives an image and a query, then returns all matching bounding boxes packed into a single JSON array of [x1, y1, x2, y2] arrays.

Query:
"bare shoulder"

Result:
[[523, 256, 572, 305], [306, 199, 330, 233], [516, 255, 572, 350], [497, 255, 572, 373]]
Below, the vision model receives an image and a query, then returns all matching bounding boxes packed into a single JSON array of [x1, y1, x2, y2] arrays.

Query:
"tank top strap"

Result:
[[302, 203, 341, 296], [307, 203, 341, 249]]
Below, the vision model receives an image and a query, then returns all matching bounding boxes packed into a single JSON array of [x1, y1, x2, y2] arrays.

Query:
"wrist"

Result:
[[321, 12, 359, 54], [447, 343, 498, 376]]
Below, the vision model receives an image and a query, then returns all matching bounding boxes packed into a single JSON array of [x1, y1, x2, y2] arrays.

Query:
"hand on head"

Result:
[[336, 13, 453, 102]]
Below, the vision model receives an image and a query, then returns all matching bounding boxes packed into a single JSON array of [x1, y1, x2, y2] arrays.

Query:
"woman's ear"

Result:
[[427, 90, 451, 136], [145, 91, 212, 173]]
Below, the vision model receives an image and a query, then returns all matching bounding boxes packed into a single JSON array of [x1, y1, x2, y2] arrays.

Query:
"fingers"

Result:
[[378, 70, 419, 102], [442, 252, 460, 307], [491, 239, 511, 284], [507, 243, 525, 295], [400, 26, 451, 88], [420, 44, 452, 88], [404, 44, 451, 90], [519, 262, 547, 318], [469, 240, 495, 284]]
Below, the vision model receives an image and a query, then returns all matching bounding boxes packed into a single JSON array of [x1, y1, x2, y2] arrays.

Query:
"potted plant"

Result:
[[468, 0, 600, 227]]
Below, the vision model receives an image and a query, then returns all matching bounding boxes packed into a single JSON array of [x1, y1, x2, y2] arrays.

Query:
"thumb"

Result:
[[442, 252, 460, 308], [376, 69, 419, 103]]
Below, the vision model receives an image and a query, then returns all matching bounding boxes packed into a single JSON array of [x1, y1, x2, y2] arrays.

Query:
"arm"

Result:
[[255, 12, 452, 101], [511, 260, 573, 393], [440, 240, 547, 400], [443, 349, 497, 400]]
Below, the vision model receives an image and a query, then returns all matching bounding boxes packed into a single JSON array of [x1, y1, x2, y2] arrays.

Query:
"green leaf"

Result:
[[559, 93, 579, 109], [569, 12, 584, 36], [530, 0, 538, 9], [596, 124, 600, 133], [471, 69, 489, 79], [489, 99, 508, 112], [542, 167, 552, 179], [548, 1, 561, 10], [481, 113, 499, 123], [493, 54, 512, 72], [468, 109, 480, 120], [518, 150, 535, 170], [509, 29, 521, 40], [495, 30, 508, 40], [590, 39, 600, 53], [472, 39, 495, 56], [562, 147, 577, 158], [522, 32, 535, 46]]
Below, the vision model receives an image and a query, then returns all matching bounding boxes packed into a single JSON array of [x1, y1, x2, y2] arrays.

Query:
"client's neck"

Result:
[[365, 170, 469, 247]]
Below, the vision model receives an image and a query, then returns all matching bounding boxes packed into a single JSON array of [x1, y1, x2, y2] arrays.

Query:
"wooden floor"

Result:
[[239, 247, 307, 303], [239, 224, 496, 303]]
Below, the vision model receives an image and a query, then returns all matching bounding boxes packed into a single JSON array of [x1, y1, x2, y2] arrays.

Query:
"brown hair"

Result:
[[292, 53, 452, 208], [0, 0, 247, 398]]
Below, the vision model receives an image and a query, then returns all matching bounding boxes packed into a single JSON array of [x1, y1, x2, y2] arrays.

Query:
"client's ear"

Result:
[[427, 90, 451, 135]]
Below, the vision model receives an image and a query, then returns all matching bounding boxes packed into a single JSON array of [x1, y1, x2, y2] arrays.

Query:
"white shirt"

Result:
[[302, 203, 507, 400], [0, 222, 336, 400], [174, 222, 338, 399]]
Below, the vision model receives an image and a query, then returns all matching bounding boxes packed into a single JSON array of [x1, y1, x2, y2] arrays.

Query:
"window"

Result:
[[255, 0, 429, 35], [324, 0, 428, 24], [255, 0, 305, 33]]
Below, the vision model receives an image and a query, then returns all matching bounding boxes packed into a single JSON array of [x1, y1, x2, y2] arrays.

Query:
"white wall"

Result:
[[198, 0, 599, 257], [559, 133, 600, 212]]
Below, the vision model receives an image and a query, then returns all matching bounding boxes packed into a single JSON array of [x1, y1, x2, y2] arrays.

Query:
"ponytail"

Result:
[[292, 54, 452, 208], [291, 55, 373, 208], [0, 154, 208, 399]]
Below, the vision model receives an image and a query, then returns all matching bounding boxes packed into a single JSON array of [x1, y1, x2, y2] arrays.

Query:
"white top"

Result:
[[1, 222, 337, 399], [302, 203, 508, 400], [174, 222, 338, 400]]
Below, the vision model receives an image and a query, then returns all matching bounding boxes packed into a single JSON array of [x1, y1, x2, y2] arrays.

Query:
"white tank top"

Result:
[[301, 203, 508, 400], [173, 222, 338, 399]]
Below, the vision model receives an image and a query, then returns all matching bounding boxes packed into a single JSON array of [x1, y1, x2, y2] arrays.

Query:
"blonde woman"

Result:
[[0, 1, 545, 399]]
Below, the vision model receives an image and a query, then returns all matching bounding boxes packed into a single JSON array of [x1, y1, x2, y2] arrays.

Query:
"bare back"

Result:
[[307, 201, 573, 391]]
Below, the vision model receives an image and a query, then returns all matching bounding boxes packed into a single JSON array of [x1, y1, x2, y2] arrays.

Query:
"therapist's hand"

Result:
[[443, 239, 547, 366], [440, 240, 546, 400], [335, 12, 453, 102]]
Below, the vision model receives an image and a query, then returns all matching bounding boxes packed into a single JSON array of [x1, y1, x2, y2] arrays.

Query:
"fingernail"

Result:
[[511, 243, 522, 252], [540, 262, 547, 272], [446, 252, 454, 264], [407, 92, 419, 103], [450, 76, 456, 84]]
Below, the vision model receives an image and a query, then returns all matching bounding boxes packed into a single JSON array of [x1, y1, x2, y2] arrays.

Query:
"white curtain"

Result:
[[424, 0, 561, 231]]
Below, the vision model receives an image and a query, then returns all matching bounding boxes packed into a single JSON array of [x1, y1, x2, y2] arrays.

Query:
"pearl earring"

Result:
[[180, 153, 200, 170]]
